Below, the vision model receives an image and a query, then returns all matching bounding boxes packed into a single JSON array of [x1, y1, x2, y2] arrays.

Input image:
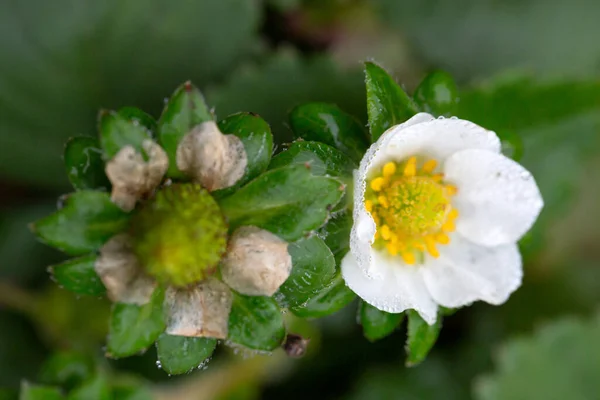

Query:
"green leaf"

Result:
[[475, 314, 600, 400], [49, 255, 105, 297], [19, 383, 63, 400], [207, 51, 366, 142], [364, 61, 418, 142], [157, 82, 214, 178], [359, 301, 404, 342], [31, 191, 130, 256], [0, 388, 17, 400], [118, 107, 157, 132], [38, 352, 94, 391], [289, 103, 368, 162], [0, 0, 260, 189], [405, 310, 442, 367], [98, 110, 152, 160], [216, 112, 274, 191], [67, 375, 110, 400], [278, 236, 336, 308], [269, 141, 356, 178], [218, 165, 344, 241], [64, 137, 110, 191], [228, 293, 285, 351], [318, 210, 352, 265], [413, 70, 458, 116], [107, 288, 166, 358], [111, 386, 153, 400], [289, 273, 355, 318], [155, 334, 217, 375]]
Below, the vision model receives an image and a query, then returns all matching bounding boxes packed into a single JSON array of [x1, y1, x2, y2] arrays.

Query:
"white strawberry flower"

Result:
[[342, 113, 543, 324]]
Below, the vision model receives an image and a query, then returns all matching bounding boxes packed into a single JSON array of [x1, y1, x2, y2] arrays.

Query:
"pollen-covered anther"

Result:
[[164, 278, 232, 339], [105, 140, 168, 212], [221, 226, 293, 297], [364, 157, 459, 263], [94, 234, 156, 305], [176, 121, 248, 191]]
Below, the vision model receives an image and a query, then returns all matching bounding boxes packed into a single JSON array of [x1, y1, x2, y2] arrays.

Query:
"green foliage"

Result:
[[216, 112, 274, 192], [31, 192, 130, 256], [106, 288, 166, 358], [364, 61, 418, 141], [405, 311, 442, 367], [19, 383, 63, 400], [475, 314, 600, 400], [318, 210, 352, 264], [98, 111, 152, 160], [0, 0, 260, 188], [289, 273, 356, 318], [49, 255, 105, 297], [289, 103, 368, 162], [67, 375, 110, 400], [118, 107, 157, 132], [157, 82, 214, 178], [358, 301, 404, 342], [38, 352, 94, 391], [228, 293, 285, 351], [413, 70, 458, 116], [155, 334, 217, 375], [279, 236, 336, 309], [64, 137, 110, 191], [218, 165, 344, 241], [269, 141, 356, 178]]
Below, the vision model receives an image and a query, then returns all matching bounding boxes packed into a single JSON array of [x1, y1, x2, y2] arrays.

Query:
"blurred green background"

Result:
[[1, 0, 600, 398]]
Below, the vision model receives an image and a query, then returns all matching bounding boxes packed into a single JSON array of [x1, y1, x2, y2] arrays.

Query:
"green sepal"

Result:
[[213, 112, 274, 196], [289, 103, 368, 162], [157, 81, 213, 178], [64, 137, 110, 191], [227, 292, 285, 351], [365, 61, 418, 142], [38, 352, 95, 392], [289, 273, 355, 318], [269, 141, 355, 178], [31, 191, 130, 256], [413, 70, 458, 116], [98, 110, 152, 160], [67, 375, 110, 400], [118, 107, 157, 133], [155, 334, 217, 375], [405, 310, 442, 367], [50, 255, 105, 297], [106, 287, 166, 358], [19, 383, 63, 400], [278, 236, 336, 309], [358, 301, 404, 342], [218, 165, 344, 242], [318, 209, 351, 265]]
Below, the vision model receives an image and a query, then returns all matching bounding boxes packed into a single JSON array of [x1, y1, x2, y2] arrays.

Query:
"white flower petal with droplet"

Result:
[[444, 149, 544, 247], [341, 250, 438, 324], [421, 234, 522, 308]]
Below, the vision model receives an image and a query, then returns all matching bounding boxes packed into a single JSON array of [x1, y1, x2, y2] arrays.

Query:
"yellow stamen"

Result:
[[403, 156, 417, 176], [425, 237, 440, 258], [442, 219, 456, 232], [386, 242, 399, 256], [383, 162, 397, 177], [447, 209, 459, 220], [401, 251, 416, 265], [365, 199, 373, 213], [380, 225, 392, 240], [434, 233, 450, 244], [445, 185, 458, 196], [370, 177, 386, 192], [377, 195, 389, 209], [432, 173, 444, 182], [422, 159, 437, 173]]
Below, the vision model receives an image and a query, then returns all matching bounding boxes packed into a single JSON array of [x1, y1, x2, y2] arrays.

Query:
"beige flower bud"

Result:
[[95, 234, 156, 305], [105, 139, 168, 211], [164, 278, 232, 339], [221, 226, 292, 297], [176, 121, 247, 191]]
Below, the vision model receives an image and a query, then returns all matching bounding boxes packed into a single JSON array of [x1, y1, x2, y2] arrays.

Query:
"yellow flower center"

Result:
[[365, 156, 458, 265]]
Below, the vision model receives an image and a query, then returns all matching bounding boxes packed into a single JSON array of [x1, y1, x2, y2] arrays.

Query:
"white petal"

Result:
[[366, 115, 501, 175], [422, 234, 522, 308], [444, 149, 543, 246], [341, 250, 438, 324]]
